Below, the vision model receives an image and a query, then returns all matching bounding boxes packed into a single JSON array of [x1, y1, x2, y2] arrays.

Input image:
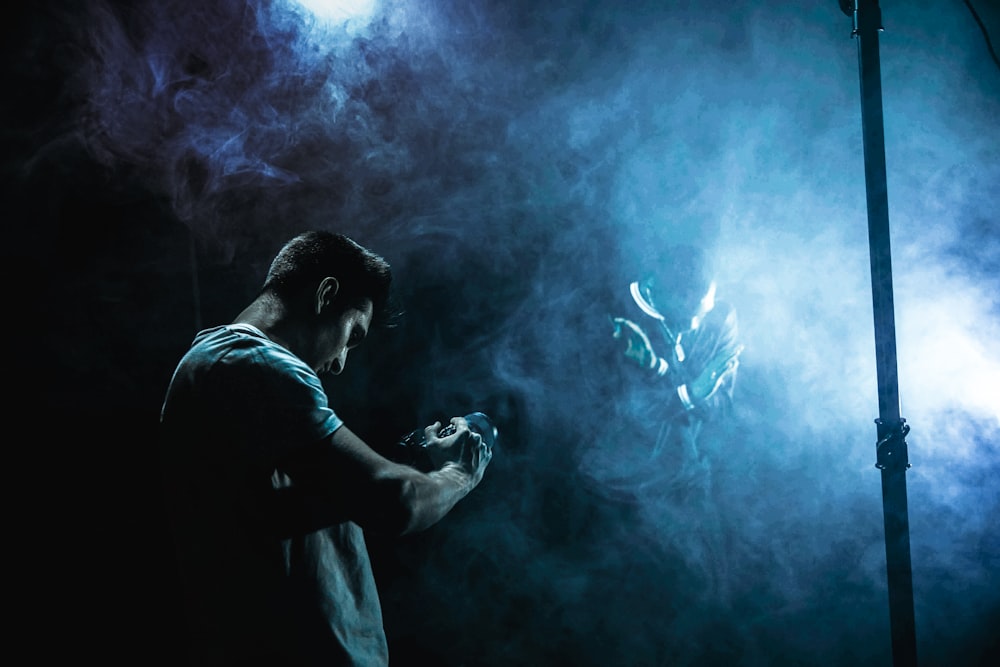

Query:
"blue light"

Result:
[[295, 0, 378, 22]]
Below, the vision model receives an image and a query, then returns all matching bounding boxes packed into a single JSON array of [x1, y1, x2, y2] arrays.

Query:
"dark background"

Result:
[[4, 1, 998, 665]]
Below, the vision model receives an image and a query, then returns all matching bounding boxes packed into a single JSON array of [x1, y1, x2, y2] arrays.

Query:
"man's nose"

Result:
[[330, 349, 348, 375]]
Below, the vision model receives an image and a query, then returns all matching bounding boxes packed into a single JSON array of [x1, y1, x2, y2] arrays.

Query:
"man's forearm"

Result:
[[398, 463, 476, 534], [360, 462, 477, 536]]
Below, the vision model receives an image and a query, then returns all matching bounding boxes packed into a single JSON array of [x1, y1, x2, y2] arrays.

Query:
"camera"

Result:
[[396, 411, 498, 472]]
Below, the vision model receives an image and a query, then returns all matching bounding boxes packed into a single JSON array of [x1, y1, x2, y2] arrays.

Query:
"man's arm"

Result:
[[684, 302, 741, 415], [271, 418, 491, 538], [612, 304, 742, 418], [330, 421, 490, 535]]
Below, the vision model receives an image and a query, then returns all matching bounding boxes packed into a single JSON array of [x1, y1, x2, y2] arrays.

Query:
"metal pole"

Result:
[[840, 1, 918, 664]]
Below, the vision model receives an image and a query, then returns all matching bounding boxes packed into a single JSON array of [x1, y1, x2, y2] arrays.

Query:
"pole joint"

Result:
[[875, 417, 911, 472]]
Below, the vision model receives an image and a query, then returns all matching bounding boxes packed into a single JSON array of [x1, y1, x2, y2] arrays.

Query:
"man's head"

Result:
[[261, 231, 393, 374], [263, 231, 393, 322], [634, 243, 716, 333]]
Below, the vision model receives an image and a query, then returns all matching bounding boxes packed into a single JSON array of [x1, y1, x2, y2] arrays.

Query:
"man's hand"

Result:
[[612, 317, 657, 369], [688, 344, 744, 403], [452, 428, 492, 489], [422, 416, 492, 483]]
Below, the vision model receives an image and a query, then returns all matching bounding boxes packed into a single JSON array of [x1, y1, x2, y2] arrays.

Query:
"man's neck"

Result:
[[233, 295, 294, 351]]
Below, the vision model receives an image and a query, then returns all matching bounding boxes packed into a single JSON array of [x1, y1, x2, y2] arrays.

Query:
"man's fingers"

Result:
[[611, 317, 631, 338], [423, 421, 442, 438], [469, 432, 492, 472], [477, 434, 491, 459]]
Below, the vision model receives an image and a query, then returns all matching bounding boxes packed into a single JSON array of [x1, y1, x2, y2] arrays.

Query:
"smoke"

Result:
[[65, 0, 513, 259], [28, 0, 999, 664], [375, 2, 998, 665]]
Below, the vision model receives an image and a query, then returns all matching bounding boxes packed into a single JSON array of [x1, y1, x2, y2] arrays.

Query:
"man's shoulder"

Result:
[[181, 324, 311, 384], [191, 323, 267, 348], [190, 324, 283, 360]]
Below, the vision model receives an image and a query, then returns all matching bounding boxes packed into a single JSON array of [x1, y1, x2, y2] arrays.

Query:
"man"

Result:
[[609, 243, 742, 472], [573, 243, 743, 612], [159, 230, 492, 666]]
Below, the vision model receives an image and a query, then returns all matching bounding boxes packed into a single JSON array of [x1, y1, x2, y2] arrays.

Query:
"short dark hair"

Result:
[[262, 231, 395, 326]]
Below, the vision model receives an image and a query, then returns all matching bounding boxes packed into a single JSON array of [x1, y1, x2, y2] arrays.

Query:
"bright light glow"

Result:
[[295, 0, 378, 22]]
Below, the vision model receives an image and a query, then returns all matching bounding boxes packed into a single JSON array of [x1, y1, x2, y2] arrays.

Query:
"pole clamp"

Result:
[[874, 418, 911, 471]]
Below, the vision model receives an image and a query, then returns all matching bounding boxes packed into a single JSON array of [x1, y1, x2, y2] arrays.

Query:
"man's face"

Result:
[[312, 298, 373, 376]]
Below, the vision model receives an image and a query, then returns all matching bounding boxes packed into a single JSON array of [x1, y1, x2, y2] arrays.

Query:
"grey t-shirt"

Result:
[[160, 324, 388, 666]]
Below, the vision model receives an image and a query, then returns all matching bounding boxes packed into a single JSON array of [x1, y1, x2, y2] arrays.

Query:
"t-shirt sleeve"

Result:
[[212, 339, 343, 465]]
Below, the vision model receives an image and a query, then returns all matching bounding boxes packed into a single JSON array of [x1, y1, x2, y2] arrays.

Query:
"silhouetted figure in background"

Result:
[[577, 242, 743, 634], [159, 231, 492, 666], [611, 243, 741, 482], [580, 243, 741, 493]]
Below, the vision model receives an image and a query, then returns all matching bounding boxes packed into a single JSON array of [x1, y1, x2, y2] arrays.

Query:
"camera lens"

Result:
[[464, 411, 498, 450]]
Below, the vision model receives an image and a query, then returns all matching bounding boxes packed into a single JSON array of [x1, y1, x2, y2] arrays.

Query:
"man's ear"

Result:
[[315, 277, 340, 315]]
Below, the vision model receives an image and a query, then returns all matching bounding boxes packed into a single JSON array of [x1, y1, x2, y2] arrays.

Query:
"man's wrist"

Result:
[[677, 384, 697, 411], [432, 463, 475, 495], [643, 353, 669, 376]]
